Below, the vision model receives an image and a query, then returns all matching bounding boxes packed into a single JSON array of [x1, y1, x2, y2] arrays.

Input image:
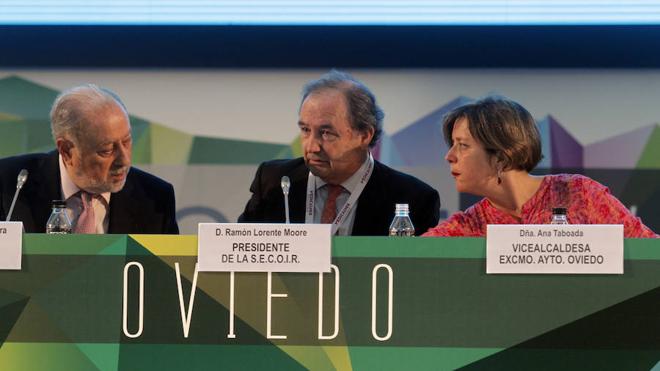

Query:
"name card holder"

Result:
[[198, 223, 331, 273], [0, 222, 22, 270], [487, 224, 623, 274]]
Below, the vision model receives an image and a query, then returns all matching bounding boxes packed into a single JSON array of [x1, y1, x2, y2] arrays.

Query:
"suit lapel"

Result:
[[352, 161, 389, 236], [288, 162, 309, 223], [107, 171, 139, 233]]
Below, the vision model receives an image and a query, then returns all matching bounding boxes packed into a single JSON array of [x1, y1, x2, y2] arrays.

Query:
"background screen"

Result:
[[2, 0, 660, 25]]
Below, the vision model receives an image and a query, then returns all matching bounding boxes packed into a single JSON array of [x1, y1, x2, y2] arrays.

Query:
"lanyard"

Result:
[[305, 153, 374, 235]]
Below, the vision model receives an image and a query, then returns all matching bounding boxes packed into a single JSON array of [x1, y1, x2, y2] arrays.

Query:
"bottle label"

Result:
[[389, 229, 414, 237]]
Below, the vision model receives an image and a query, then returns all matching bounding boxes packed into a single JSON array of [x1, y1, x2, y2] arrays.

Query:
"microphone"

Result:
[[6, 169, 28, 222], [280, 176, 291, 224]]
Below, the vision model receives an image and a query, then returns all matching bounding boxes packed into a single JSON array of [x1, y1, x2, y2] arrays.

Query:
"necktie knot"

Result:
[[75, 191, 97, 234], [80, 191, 92, 207]]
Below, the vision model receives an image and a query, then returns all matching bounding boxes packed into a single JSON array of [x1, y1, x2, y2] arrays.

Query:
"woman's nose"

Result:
[[445, 146, 456, 163]]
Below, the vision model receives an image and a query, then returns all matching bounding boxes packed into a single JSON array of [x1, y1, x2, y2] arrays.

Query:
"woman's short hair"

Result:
[[442, 96, 542, 172]]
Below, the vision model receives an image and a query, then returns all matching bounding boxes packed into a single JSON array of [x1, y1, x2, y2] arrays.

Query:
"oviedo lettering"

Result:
[[121, 262, 394, 341]]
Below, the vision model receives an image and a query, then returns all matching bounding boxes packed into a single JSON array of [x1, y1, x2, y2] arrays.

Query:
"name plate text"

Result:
[[198, 223, 331, 272], [487, 224, 623, 274], [0, 222, 22, 270]]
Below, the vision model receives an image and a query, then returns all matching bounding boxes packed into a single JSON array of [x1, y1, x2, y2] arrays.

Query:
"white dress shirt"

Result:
[[312, 156, 371, 236], [59, 155, 111, 234]]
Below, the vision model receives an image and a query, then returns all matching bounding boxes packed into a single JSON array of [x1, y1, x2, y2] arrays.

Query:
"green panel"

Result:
[[275, 145, 294, 159], [0, 343, 101, 371], [0, 76, 59, 120], [189, 136, 289, 164], [460, 349, 660, 371], [636, 124, 660, 168], [2, 236, 660, 371], [130, 117, 151, 164], [0, 296, 28, 344], [20, 234, 660, 259], [0, 120, 28, 156], [28, 255, 125, 343], [117, 344, 306, 371], [23, 234, 126, 255], [150, 123, 193, 164], [0, 112, 21, 121], [349, 347, 502, 371], [6, 298, 79, 343], [333, 236, 486, 258], [290, 134, 303, 158], [76, 344, 120, 371], [22, 119, 55, 152]]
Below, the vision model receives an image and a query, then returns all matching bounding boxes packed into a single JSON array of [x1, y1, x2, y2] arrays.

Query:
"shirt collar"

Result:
[[59, 154, 111, 204], [314, 153, 370, 193]]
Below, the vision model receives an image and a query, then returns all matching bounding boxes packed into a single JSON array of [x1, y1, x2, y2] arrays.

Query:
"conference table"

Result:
[[0, 235, 658, 371]]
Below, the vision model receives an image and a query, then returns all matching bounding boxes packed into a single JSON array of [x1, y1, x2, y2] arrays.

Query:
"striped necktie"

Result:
[[74, 191, 96, 234], [321, 184, 343, 224]]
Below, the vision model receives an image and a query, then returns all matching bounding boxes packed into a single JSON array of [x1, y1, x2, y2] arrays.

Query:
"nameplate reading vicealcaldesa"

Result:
[[487, 224, 623, 274]]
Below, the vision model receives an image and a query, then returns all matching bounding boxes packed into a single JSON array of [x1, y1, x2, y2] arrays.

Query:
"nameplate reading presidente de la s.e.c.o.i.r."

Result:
[[197, 223, 331, 273]]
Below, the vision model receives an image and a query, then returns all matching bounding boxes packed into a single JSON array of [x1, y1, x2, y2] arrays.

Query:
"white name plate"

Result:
[[198, 223, 331, 272], [0, 222, 22, 270], [487, 224, 623, 274]]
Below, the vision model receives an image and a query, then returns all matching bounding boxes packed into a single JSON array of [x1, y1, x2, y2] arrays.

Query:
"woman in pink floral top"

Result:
[[423, 97, 658, 238]]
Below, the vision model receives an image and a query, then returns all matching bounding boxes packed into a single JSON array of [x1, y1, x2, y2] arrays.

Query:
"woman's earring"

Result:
[[497, 168, 502, 185]]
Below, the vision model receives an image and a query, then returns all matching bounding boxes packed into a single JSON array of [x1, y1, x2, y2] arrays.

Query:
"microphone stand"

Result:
[[6, 169, 28, 222]]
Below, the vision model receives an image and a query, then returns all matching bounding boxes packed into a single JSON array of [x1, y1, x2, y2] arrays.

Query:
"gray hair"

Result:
[[301, 70, 384, 147], [50, 84, 128, 143]]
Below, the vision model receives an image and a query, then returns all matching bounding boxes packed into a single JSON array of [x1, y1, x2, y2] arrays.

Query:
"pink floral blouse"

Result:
[[423, 174, 658, 238]]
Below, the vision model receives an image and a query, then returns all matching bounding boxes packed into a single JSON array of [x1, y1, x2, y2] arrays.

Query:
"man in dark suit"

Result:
[[0, 84, 178, 234], [239, 70, 440, 236]]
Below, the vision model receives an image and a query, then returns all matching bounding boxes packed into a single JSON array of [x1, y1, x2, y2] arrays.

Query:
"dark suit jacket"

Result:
[[238, 158, 441, 236], [0, 151, 179, 234]]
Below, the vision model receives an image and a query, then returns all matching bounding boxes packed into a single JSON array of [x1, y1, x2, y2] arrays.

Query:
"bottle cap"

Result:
[[552, 207, 567, 215], [395, 203, 409, 213]]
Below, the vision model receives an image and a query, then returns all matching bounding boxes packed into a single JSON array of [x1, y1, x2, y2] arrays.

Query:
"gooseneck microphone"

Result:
[[6, 169, 28, 222], [280, 176, 291, 224]]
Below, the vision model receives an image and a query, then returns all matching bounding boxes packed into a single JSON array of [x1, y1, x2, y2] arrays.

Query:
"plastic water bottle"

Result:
[[46, 200, 72, 234], [550, 207, 569, 225], [389, 203, 415, 236]]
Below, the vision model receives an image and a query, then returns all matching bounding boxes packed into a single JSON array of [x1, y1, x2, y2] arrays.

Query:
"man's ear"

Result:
[[359, 126, 375, 147], [56, 137, 75, 165]]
